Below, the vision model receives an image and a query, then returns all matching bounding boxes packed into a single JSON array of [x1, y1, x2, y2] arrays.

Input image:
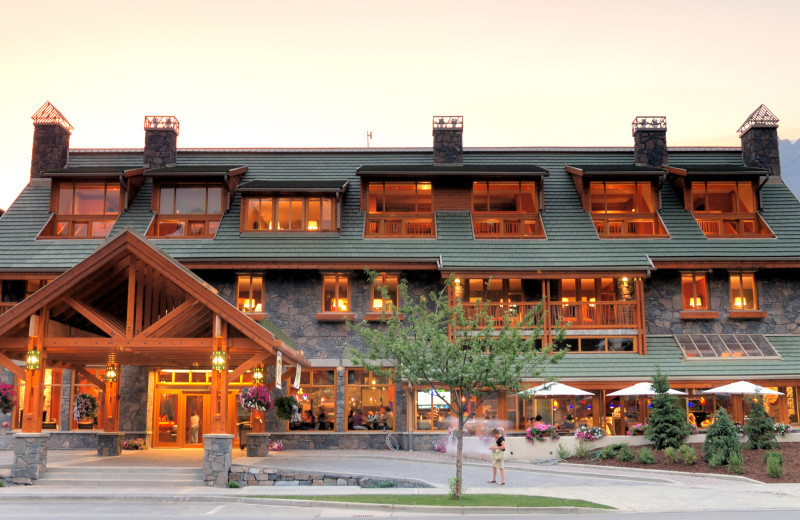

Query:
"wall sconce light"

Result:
[[618, 277, 633, 301], [453, 278, 463, 301], [105, 363, 118, 383], [252, 363, 265, 384], [26, 350, 41, 370], [211, 350, 227, 371]]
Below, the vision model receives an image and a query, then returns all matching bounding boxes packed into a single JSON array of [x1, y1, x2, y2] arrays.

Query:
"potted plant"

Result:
[[73, 392, 99, 428], [238, 384, 274, 411], [0, 383, 16, 414]]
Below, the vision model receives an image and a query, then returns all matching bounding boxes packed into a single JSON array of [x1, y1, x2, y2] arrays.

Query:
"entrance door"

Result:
[[154, 391, 208, 448]]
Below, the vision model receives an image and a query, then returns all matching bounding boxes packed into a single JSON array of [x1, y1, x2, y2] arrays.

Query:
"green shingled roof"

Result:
[[356, 164, 549, 176], [238, 180, 349, 192], [1, 148, 800, 272]]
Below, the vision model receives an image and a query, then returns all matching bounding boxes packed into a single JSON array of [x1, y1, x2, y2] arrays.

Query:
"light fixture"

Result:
[[252, 363, 265, 384], [211, 350, 227, 371], [372, 298, 384, 310], [734, 297, 747, 309], [26, 350, 40, 370], [307, 220, 319, 231], [453, 278, 463, 301], [105, 362, 118, 383], [689, 296, 703, 308]]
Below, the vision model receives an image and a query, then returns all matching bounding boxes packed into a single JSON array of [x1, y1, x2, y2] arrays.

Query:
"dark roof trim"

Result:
[[238, 180, 350, 193], [566, 164, 666, 177], [41, 166, 145, 178], [666, 164, 768, 177], [356, 164, 549, 177], [144, 165, 248, 177]]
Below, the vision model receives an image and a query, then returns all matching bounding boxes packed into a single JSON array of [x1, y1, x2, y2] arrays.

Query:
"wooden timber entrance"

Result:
[[0, 229, 308, 436]]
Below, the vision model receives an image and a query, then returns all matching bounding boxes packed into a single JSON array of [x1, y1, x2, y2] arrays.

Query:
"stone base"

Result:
[[12, 433, 50, 480], [246, 433, 269, 457], [203, 434, 233, 487], [97, 432, 124, 456]]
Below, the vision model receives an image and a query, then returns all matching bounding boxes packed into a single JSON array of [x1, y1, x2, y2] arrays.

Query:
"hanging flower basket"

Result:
[[73, 393, 99, 422], [273, 395, 298, 421], [0, 383, 17, 414], [238, 384, 273, 412]]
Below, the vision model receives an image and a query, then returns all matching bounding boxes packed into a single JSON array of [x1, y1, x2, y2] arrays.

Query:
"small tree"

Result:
[[703, 407, 742, 467], [351, 272, 567, 499], [744, 393, 778, 450], [645, 368, 691, 449]]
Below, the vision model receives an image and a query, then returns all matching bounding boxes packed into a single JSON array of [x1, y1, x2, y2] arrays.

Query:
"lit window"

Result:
[[51, 182, 121, 238], [371, 274, 399, 311], [288, 370, 336, 431], [322, 274, 350, 312], [366, 181, 434, 237], [345, 369, 395, 431], [244, 196, 335, 231], [153, 184, 223, 238], [237, 274, 265, 315], [691, 181, 770, 237], [472, 181, 543, 238], [681, 273, 709, 310], [730, 273, 757, 310], [589, 181, 666, 237]]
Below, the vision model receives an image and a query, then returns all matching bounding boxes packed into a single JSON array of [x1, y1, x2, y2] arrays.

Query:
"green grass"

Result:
[[265, 494, 612, 509]]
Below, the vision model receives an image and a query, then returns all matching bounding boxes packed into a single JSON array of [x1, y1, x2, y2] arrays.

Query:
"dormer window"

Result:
[[53, 182, 121, 237], [365, 181, 434, 237], [153, 184, 223, 238], [472, 181, 544, 238]]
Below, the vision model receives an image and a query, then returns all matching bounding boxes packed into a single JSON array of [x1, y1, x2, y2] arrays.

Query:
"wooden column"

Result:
[[103, 367, 120, 432], [22, 313, 46, 433], [209, 316, 229, 434], [635, 278, 647, 354], [732, 395, 744, 424]]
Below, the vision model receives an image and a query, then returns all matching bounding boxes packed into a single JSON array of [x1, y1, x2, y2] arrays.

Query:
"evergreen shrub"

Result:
[[727, 453, 745, 474], [744, 394, 778, 450], [678, 444, 697, 465], [663, 446, 679, 463], [616, 444, 634, 462], [703, 408, 742, 467], [765, 451, 784, 478], [637, 447, 657, 464], [645, 368, 691, 449]]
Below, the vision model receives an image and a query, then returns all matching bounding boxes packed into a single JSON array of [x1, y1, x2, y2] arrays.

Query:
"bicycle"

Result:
[[385, 432, 400, 451]]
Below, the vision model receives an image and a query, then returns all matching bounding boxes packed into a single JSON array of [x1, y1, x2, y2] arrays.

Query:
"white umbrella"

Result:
[[518, 382, 594, 397], [702, 381, 784, 396], [607, 382, 687, 397]]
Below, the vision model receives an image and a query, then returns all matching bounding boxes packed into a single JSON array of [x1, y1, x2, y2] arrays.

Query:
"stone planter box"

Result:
[[442, 434, 652, 461]]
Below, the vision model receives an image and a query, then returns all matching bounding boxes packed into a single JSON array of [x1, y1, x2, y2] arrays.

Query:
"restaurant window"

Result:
[[243, 195, 335, 232], [237, 273, 265, 317], [691, 180, 771, 237], [49, 181, 121, 238], [589, 181, 667, 237], [345, 369, 395, 431], [16, 369, 64, 430], [366, 181, 434, 237], [681, 272, 709, 310], [322, 274, 350, 312], [153, 183, 223, 238], [288, 369, 336, 431], [730, 273, 757, 311], [472, 181, 543, 238], [370, 273, 399, 312]]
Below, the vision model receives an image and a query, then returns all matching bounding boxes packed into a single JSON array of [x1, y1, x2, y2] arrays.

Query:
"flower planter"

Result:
[[77, 422, 94, 430]]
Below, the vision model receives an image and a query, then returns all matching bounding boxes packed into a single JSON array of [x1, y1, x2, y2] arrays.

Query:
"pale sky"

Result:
[[1, 1, 799, 210]]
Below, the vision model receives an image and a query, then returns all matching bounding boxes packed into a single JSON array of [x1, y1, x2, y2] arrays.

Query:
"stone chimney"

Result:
[[432, 116, 463, 165], [632, 116, 667, 167], [30, 101, 73, 177], [738, 104, 780, 179], [143, 116, 180, 169]]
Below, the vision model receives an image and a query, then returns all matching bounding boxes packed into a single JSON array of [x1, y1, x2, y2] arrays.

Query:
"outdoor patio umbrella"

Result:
[[607, 382, 687, 397], [701, 381, 784, 396], [518, 382, 594, 397]]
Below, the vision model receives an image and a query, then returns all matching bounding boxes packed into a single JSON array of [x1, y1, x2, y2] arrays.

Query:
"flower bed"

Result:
[[627, 423, 648, 436]]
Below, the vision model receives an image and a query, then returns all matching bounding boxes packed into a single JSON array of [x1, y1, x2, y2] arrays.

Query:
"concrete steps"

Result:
[[36, 466, 205, 487]]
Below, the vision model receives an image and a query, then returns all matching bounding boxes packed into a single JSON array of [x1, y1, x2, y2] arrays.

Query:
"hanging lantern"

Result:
[[252, 363, 265, 384], [211, 350, 227, 371], [105, 363, 118, 383], [26, 350, 41, 370]]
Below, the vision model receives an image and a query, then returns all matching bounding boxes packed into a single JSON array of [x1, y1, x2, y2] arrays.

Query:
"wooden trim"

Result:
[[74, 366, 104, 388], [315, 312, 355, 322], [679, 310, 719, 320], [728, 310, 767, 319], [364, 312, 404, 322], [182, 261, 440, 271], [652, 260, 800, 270], [227, 351, 269, 383]]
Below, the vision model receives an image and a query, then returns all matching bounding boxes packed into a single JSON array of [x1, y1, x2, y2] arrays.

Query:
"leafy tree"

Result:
[[703, 408, 742, 467], [350, 272, 567, 499], [645, 368, 691, 449], [744, 393, 778, 450]]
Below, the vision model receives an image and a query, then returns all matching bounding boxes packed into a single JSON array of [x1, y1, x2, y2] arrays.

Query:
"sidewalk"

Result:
[[2, 447, 800, 514]]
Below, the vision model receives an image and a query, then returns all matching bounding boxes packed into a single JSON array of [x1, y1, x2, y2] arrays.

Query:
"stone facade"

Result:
[[58, 368, 71, 430], [119, 365, 149, 432], [46, 431, 98, 449], [203, 433, 233, 486], [433, 127, 463, 164], [633, 129, 667, 167], [645, 269, 800, 335], [30, 123, 70, 176], [245, 432, 269, 457], [12, 433, 49, 483], [143, 128, 177, 169], [742, 126, 781, 177]]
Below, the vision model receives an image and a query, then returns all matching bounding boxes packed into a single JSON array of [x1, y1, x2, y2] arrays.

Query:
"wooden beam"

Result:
[[62, 296, 125, 339], [227, 351, 269, 383], [137, 299, 199, 339], [74, 366, 104, 388], [0, 350, 25, 380], [126, 259, 136, 339]]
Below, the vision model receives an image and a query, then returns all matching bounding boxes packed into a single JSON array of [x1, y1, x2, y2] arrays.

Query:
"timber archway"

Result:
[[0, 229, 306, 435]]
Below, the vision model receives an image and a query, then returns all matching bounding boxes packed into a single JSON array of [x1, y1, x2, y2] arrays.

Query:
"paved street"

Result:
[[2, 447, 800, 515]]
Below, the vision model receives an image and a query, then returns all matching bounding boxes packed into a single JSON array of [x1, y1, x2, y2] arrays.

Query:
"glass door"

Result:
[[155, 391, 179, 447], [183, 394, 206, 447]]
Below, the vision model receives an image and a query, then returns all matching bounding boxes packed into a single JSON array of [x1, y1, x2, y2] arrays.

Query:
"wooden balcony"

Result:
[[473, 214, 544, 238], [592, 214, 668, 238], [365, 215, 435, 238], [460, 302, 543, 328], [549, 301, 638, 328], [695, 213, 774, 238]]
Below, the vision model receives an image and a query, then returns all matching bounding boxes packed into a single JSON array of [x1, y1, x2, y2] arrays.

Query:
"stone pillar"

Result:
[[632, 117, 667, 167], [31, 124, 71, 177], [203, 433, 234, 487], [59, 368, 72, 431], [119, 365, 149, 432], [336, 367, 346, 431], [12, 432, 49, 483], [246, 432, 270, 457], [741, 126, 781, 178], [97, 432, 123, 456], [143, 116, 179, 169], [432, 116, 463, 165]]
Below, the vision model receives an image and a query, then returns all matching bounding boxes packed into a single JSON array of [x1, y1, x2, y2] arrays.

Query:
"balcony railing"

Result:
[[549, 301, 637, 328], [460, 302, 543, 328], [694, 213, 773, 238], [366, 215, 435, 238], [473, 214, 544, 238], [592, 214, 668, 238]]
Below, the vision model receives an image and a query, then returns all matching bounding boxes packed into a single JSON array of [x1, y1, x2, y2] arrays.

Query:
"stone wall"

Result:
[[433, 127, 463, 164], [143, 128, 177, 169], [30, 123, 70, 176], [645, 269, 800, 335], [633, 129, 667, 167], [119, 365, 149, 432], [46, 431, 98, 449], [742, 126, 781, 177], [228, 465, 429, 488]]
